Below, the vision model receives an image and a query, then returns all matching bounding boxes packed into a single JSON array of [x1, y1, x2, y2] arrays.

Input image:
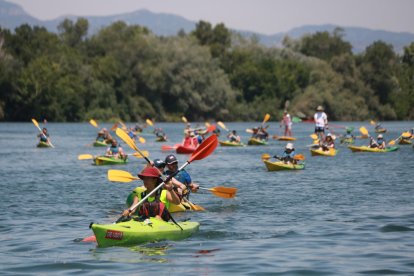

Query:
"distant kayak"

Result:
[[248, 138, 268, 146], [91, 218, 199, 247], [37, 141, 52, 148], [94, 156, 128, 165], [263, 160, 305, 171], [348, 145, 399, 153], [310, 147, 337, 157], [272, 135, 297, 141], [176, 145, 197, 154], [155, 136, 167, 142], [398, 139, 412, 145], [93, 140, 108, 147], [375, 128, 387, 133], [219, 140, 245, 147]]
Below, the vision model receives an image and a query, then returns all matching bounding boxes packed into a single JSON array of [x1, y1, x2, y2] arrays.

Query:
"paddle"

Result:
[[31, 118, 55, 148], [146, 118, 154, 127], [261, 113, 271, 127], [117, 134, 218, 222], [89, 119, 99, 128], [388, 131, 411, 145], [261, 153, 305, 161], [370, 120, 376, 126], [359, 126, 369, 138], [310, 133, 318, 140], [217, 121, 229, 132], [161, 144, 180, 151], [198, 186, 237, 199], [181, 116, 188, 123], [78, 152, 149, 160], [116, 128, 151, 163]]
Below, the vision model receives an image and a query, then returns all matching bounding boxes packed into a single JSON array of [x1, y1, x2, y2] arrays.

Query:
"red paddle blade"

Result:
[[189, 135, 218, 162], [207, 124, 216, 132]]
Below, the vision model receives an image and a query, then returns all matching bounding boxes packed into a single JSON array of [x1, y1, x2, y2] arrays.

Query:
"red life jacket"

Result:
[[138, 189, 171, 221]]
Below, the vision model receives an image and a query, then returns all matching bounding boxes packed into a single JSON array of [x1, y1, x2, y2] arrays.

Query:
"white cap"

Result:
[[286, 143, 294, 150], [378, 134, 383, 139]]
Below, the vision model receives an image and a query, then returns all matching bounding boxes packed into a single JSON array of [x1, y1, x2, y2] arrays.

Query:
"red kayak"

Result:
[[176, 145, 197, 154]]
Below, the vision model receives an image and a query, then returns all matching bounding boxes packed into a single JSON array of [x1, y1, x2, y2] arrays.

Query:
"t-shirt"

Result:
[[314, 112, 328, 128]]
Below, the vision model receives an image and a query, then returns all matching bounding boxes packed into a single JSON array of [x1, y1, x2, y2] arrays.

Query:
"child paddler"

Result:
[[274, 143, 297, 164], [122, 167, 180, 221], [105, 139, 127, 160]]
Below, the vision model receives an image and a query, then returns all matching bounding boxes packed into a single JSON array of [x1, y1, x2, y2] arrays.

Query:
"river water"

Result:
[[0, 121, 413, 275]]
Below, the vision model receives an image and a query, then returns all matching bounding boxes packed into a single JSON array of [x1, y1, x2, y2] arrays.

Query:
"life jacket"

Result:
[[109, 145, 119, 154], [138, 189, 171, 221]]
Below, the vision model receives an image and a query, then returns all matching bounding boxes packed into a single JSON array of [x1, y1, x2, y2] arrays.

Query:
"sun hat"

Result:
[[138, 167, 161, 179], [286, 143, 294, 150], [316, 105, 324, 111]]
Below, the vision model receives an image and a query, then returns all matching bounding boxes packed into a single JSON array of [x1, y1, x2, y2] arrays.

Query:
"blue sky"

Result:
[[7, 0, 414, 34]]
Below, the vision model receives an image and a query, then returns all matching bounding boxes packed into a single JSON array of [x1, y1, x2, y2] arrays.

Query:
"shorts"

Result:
[[315, 127, 325, 133]]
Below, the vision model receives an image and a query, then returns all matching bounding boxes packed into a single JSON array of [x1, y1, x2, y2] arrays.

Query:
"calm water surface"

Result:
[[0, 121, 413, 275]]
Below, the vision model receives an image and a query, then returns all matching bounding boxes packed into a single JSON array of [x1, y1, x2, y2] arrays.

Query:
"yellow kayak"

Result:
[[310, 147, 337, 157], [263, 160, 305, 171], [273, 135, 297, 141], [348, 145, 399, 152]]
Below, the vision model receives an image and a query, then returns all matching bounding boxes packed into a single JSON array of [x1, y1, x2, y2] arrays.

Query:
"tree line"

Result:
[[0, 19, 413, 122]]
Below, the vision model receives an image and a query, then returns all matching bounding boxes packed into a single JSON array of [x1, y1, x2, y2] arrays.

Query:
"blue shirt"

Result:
[[166, 169, 192, 186], [281, 150, 295, 159]]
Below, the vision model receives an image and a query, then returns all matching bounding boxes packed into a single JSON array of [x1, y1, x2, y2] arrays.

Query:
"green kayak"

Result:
[[348, 145, 399, 152], [93, 140, 108, 147], [94, 156, 128, 165], [219, 140, 245, 147], [263, 160, 305, 171], [248, 138, 268, 146], [37, 141, 51, 148], [91, 218, 199, 247]]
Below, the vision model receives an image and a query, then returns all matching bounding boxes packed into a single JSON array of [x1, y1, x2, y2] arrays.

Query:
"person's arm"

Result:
[[122, 195, 138, 216], [164, 180, 181, 205]]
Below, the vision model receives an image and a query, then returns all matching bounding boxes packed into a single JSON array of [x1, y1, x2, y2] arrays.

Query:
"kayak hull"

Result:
[[273, 136, 297, 141], [248, 138, 268, 146], [340, 138, 354, 144], [93, 141, 108, 147], [398, 139, 412, 145], [37, 141, 51, 148], [375, 128, 387, 133], [310, 148, 337, 156], [219, 141, 245, 147], [176, 145, 196, 154], [155, 136, 167, 142], [348, 145, 399, 152], [264, 160, 305, 171], [94, 156, 128, 165], [91, 218, 199, 247]]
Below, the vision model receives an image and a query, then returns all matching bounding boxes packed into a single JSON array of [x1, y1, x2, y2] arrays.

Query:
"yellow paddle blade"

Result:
[[78, 154, 94, 160], [261, 153, 271, 160], [146, 118, 154, 126], [246, 128, 254, 133], [370, 120, 376, 126], [388, 140, 396, 145], [359, 126, 369, 136], [401, 132, 411, 138], [31, 118, 40, 128], [116, 128, 140, 152], [263, 113, 271, 124], [107, 169, 139, 182], [209, 186, 237, 199], [132, 151, 149, 158], [89, 119, 98, 128], [181, 116, 188, 123], [183, 198, 205, 211], [217, 121, 229, 131], [310, 134, 318, 140], [138, 136, 146, 144]]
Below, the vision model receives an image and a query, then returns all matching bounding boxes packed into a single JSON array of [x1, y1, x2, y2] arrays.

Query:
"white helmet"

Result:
[[286, 143, 294, 150]]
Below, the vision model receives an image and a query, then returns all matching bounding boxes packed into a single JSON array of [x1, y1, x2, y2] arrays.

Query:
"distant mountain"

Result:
[[1, 0, 413, 53]]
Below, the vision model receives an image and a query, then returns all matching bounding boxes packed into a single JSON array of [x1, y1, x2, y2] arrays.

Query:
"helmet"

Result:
[[138, 167, 161, 179], [165, 154, 178, 165], [286, 143, 294, 150], [153, 158, 166, 169], [316, 105, 324, 111], [326, 133, 332, 137], [378, 134, 383, 139]]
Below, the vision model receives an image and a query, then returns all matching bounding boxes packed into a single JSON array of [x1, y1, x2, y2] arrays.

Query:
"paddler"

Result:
[[38, 127, 51, 144], [96, 128, 112, 143], [227, 130, 241, 143], [369, 134, 386, 149], [105, 139, 127, 160], [314, 105, 328, 141], [320, 133, 335, 151], [274, 143, 297, 164], [122, 167, 180, 221], [164, 154, 199, 199], [280, 110, 293, 137]]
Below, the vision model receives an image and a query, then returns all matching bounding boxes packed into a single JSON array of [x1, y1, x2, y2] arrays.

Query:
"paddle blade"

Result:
[[146, 118, 154, 126], [294, 154, 305, 161], [110, 122, 118, 131], [138, 136, 146, 144], [188, 135, 218, 162], [132, 151, 149, 158], [161, 145, 177, 151], [262, 113, 271, 124], [246, 128, 254, 134], [370, 120, 376, 126], [209, 186, 237, 198], [207, 124, 216, 132], [78, 154, 94, 160], [388, 140, 396, 145], [184, 199, 205, 211], [108, 170, 139, 182], [116, 128, 139, 152], [261, 153, 271, 160], [401, 132, 411, 138], [217, 121, 229, 131], [31, 118, 40, 128], [359, 126, 369, 136], [181, 116, 188, 123], [310, 134, 318, 140], [89, 119, 98, 128]]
